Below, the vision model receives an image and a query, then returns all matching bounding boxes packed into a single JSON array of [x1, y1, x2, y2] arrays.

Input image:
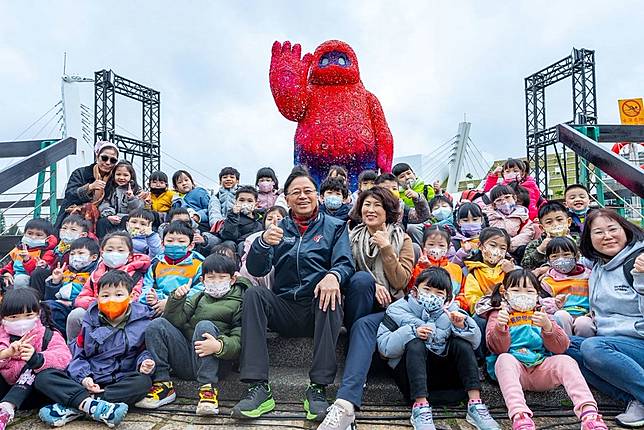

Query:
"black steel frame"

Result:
[[525, 48, 597, 194], [94, 70, 160, 184]]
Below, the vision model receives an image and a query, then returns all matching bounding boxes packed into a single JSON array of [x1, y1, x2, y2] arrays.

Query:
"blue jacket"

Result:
[[377, 296, 480, 368], [246, 211, 355, 301], [172, 187, 210, 224], [67, 301, 153, 385], [139, 252, 205, 305], [320, 203, 352, 222], [132, 232, 163, 258]]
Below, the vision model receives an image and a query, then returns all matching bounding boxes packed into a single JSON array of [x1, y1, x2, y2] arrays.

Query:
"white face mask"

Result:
[[69, 254, 92, 271], [3, 317, 38, 336], [506, 293, 538, 312], [102, 251, 129, 268], [59, 231, 81, 244], [203, 280, 232, 298]]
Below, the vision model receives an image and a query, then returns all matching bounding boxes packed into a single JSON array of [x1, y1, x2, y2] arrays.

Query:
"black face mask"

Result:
[[150, 187, 166, 196]]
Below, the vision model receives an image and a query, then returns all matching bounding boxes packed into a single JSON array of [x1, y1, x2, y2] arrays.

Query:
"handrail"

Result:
[[557, 124, 644, 198], [0, 175, 52, 216], [579, 159, 641, 214]]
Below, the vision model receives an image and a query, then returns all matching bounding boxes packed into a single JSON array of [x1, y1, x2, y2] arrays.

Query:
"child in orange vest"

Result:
[[540, 237, 594, 338], [408, 225, 467, 309]]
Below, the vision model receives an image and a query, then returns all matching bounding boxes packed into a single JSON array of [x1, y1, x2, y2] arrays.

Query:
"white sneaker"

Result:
[[317, 401, 356, 430], [616, 400, 644, 428]]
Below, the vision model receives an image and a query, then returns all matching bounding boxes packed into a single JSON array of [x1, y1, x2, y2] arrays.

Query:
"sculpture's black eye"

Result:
[[320, 57, 330, 67], [338, 56, 346, 66]]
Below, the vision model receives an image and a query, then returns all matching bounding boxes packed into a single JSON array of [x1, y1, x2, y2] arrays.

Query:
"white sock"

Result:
[[0, 401, 15, 419], [335, 398, 355, 414]]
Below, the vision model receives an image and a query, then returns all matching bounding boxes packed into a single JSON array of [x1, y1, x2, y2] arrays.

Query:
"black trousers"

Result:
[[239, 286, 343, 386], [34, 369, 151, 408], [29, 267, 52, 298], [96, 216, 128, 239], [0, 371, 49, 409], [393, 337, 480, 404]]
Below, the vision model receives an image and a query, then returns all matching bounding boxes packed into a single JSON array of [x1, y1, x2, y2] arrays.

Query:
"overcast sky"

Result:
[[1, 1, 643, 190]]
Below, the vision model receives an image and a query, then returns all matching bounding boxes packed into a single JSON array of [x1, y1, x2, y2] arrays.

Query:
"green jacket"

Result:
[[163, 277, 251, 361], [399, 180, 435, 208], [521, 234, 581, 270]]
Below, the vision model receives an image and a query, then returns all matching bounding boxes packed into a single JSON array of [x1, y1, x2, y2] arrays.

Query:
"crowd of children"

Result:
[[0, 156, 632, 430]]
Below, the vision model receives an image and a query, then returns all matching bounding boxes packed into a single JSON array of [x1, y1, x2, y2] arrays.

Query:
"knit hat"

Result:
[[94, 141, 120, 158]]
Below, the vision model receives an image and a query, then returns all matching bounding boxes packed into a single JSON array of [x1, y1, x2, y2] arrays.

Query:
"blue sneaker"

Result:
[[39, 403, 83, 427], [466, 402, 501, 430], [88, 399, 128, 428], [410, 403, 436, 430]]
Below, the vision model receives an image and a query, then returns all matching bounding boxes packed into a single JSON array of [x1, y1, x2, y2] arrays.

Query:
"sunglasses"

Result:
[[100, 154, 118, 164]]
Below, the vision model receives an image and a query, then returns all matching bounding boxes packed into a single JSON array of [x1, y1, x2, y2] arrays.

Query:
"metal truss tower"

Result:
[[94, 70, 160, 184], [525, 48, 597, 195]]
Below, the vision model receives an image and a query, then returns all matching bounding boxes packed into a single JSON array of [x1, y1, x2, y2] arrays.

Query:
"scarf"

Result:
[[292, 207, 319, 235], [91, 164, 111, 206], [350, 223, 406, 296]]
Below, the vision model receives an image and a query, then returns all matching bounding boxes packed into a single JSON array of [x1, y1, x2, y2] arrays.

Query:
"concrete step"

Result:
[[265, 331, 347, 368], [174, 364, 619, 410], [173, 334, 619, 412]]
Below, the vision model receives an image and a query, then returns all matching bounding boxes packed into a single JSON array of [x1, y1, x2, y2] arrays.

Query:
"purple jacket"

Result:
[[67, 301, 153, 385]]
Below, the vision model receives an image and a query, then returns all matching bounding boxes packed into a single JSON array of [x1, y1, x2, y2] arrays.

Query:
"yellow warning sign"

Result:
[[618, 98, 644, 124]]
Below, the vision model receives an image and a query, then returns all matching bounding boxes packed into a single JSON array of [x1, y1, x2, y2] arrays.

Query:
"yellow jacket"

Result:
[[464, 260, 506, 314], [150, 190, 175, 213]]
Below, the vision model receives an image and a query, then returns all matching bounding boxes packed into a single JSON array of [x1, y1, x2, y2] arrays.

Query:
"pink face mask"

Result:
[[503, 172, 520, 182], [2, 317, 38, 336], [258, 181, 274, 193]]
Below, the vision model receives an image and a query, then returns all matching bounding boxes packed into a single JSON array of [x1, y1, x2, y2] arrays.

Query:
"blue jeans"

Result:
[[336, 312, 385, 408], [566, 335, 644, 404], [344, 272, 376, 331]]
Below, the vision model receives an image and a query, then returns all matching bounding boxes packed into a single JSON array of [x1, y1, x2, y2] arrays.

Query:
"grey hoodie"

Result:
[[588, 240, 644, 339]]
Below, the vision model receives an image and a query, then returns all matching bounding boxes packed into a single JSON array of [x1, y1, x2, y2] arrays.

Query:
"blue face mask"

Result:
[[164, 244, 188, 260], [21, 236, 46, 249], [432, 207, 452, 221], [324, 195, 343, 211], [571, 208, 588, 216]]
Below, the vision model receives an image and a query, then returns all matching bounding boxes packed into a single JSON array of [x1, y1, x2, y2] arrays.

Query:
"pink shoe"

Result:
[[0, 409, 12, 430], [581, 413, 608, 430], [512, 413, 536, 430]]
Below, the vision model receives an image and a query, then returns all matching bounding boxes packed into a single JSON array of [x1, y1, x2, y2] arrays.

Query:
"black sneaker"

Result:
[[231, 382, 275, 419], [303, 383, 329, 422]]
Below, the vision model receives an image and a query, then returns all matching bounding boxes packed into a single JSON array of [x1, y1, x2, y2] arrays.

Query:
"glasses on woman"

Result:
[[590, 227, 621, 238], [100, 154, 118, 164]]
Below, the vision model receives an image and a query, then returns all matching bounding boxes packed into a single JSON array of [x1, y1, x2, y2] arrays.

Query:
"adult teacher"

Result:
[[55, 141, 120, 230], [319, 185, 414, 430], [568, 209, 644, 428], [231, 167, 354, 423]]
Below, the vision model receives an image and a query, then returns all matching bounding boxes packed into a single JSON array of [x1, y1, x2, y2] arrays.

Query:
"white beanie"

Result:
[[94, 140, 120, 158]]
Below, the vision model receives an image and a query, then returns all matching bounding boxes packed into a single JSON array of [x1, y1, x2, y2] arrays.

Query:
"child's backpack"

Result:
[[623, 250, 642, 286], [460, 189, 491, 205]]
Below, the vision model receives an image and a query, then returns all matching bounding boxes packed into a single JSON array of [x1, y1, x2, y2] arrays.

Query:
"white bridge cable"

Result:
[[114, 125, 218, 186], [11, 101, 62, 141], [467, 137, 492, 173]]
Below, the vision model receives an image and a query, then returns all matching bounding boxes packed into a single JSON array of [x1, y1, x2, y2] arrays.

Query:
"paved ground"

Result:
[[8, 399, 626, 429]]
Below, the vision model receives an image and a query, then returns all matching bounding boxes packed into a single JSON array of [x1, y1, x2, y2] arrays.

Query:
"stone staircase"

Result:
[[173, 332, 620, 411]]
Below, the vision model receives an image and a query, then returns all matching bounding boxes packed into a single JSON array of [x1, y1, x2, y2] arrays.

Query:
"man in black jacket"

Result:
[[231, 168, 355, 422]]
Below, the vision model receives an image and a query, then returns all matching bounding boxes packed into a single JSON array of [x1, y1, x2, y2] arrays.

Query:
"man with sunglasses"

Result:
[[55, 141, 120, 230], [232, 166, 354, 423]]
